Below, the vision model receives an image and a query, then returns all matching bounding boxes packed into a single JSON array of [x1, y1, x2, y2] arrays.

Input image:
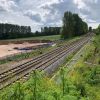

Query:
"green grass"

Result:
[[0, 35, 61, 41], [31, 35, 61, 41], [68, 35, 100, 100]]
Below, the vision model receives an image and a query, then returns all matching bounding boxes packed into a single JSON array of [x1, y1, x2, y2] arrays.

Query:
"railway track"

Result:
[[0, 33, 93, 90]]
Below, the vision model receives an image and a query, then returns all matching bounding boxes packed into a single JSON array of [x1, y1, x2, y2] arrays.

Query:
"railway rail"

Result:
[[0, 33, 93, 90]]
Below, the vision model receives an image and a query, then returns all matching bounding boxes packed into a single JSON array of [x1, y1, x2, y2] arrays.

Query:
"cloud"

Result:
[[0, 0, 17, 12], [0, 0, 99, 31], [84, 0, 100, 22], [39, 0, 77, 25], [73, 0, 100, 28], [24, 10, 41, 22]]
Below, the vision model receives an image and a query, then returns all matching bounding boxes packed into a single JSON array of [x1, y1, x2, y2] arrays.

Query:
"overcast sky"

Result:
[[0, 0, 100, 32]]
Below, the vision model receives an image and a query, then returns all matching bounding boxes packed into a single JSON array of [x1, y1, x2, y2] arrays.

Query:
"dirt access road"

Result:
[[0, 42, 47, 58]]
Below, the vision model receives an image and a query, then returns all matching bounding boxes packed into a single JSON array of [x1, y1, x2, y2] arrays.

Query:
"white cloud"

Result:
[[0, 0, 17, 12], [0, 0, 99, 31], [73, 0, 86, 9], [73, 0, 100, 28]]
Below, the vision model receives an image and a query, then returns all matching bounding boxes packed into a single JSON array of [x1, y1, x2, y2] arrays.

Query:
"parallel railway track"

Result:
[[0, 33, 93, 90]]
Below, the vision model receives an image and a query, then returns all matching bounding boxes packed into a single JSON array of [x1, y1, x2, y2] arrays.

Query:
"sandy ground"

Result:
[[0, 43, 46, 58]]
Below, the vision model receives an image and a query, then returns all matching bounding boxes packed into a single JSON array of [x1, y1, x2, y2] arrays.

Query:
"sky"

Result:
[[0, 0, 100, 32]]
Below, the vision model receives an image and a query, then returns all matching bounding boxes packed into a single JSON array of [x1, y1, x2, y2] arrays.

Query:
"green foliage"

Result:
[[61, 11, 88, 39], [93, 35, 100, 50], [0, 23, 32, 39], [0, 69, 80, 100], [61, 11, 74, 39], [73, 14, 88, 36], [1, 82, 24, 100], [0, 22, 61, 40], [41, 27, 61, 36], [95, 24, 100, 35], [0, 35, 60, 42], [31, 35, 60, 41]]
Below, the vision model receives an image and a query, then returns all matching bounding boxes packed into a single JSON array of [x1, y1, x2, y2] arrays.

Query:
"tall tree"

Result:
[[61, 11, 88, 39], [61, 11, 74, 39]]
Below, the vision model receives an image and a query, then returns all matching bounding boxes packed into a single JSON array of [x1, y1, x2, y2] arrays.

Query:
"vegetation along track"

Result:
[[0, 33, 93, 90]]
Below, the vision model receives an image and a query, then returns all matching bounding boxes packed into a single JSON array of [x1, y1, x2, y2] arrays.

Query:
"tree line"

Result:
[[41, 27, 61, 35], [0, 23, 61, 39], [35, 27, 61, 36], [61, 11, 88, 39], [0, 23, 32, 39], [0, 11, 89, 40]]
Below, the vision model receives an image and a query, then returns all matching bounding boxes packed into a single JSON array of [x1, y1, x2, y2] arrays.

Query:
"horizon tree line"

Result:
[[0, 23, 32, 39], [40, 27, 61, 35]]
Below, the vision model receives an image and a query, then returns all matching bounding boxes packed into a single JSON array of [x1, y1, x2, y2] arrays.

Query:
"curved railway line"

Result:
[[0, 33, 93, 90]]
